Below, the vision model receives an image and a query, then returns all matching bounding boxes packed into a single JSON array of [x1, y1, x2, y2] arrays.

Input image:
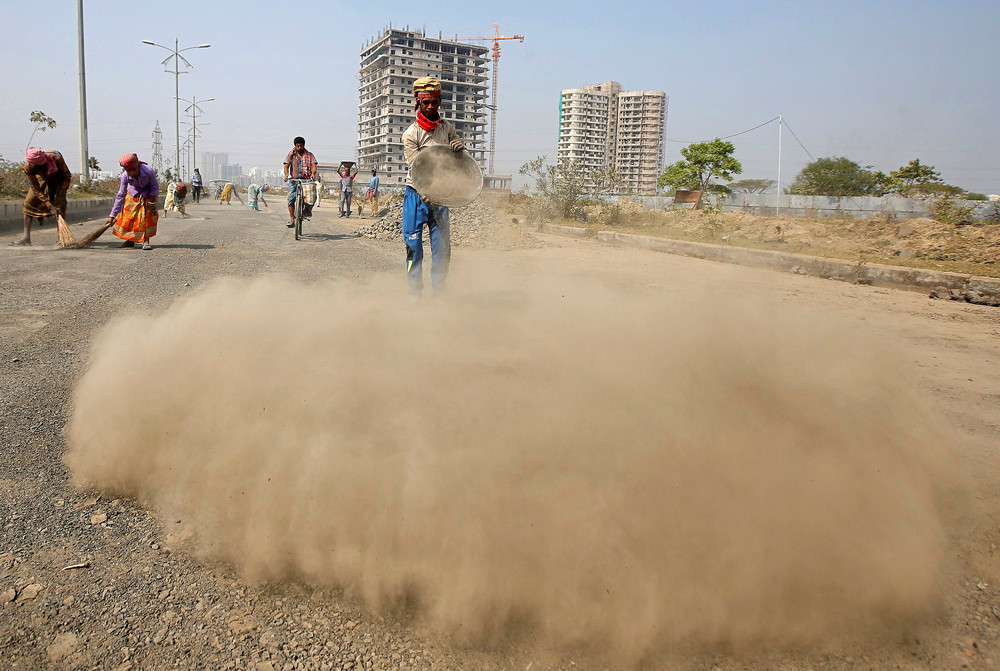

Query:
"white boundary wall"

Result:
[[636, 194, 997, 220]]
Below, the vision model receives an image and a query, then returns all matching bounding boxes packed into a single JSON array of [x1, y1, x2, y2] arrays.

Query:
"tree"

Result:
[[658, 138, 742, 208], [88, 156, 100, 172], [518, 156, 592, 220], [591, 166, 632, 197], [889, 159, 941, 195], [788, 156, 881, 196], [26, 110, 57, 151], [919, 182, 965, 197], [729, 178, 776, 194]]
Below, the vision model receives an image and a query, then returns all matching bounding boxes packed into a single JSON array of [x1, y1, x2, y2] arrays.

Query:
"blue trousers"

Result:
[[403, 186, 450, 295]]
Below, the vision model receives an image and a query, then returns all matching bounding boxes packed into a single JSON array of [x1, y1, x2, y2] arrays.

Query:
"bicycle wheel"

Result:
[[294, 195, 302, 240]]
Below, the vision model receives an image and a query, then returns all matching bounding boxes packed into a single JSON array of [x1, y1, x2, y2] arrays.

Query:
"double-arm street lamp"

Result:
[[141, 38, 210, 181]]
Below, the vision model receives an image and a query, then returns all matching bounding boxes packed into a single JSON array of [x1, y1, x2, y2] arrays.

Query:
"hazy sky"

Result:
[[3, 0, 998, 193]]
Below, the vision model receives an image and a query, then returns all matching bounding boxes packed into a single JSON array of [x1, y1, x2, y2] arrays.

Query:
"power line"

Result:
[[665, 116, 780, 144], [781, 118, 815, 161]]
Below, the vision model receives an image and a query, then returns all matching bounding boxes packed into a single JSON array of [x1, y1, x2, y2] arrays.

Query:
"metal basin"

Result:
[[410, 146, 483, 207]]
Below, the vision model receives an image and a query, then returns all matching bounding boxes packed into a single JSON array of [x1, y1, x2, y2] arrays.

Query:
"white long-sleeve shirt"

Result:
[[401, 119, 459, 188]]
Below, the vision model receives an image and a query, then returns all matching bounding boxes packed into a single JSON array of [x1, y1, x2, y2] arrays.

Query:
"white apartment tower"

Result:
[[358, 28, 489, 186], [558, 82, 667, 195]]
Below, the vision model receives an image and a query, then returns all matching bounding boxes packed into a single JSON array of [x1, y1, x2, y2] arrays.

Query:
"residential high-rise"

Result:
[[615, 91, 667, 194], [557, 82, 667, 195], [201, 152, 228, 181], [358, 28, 489, 187]]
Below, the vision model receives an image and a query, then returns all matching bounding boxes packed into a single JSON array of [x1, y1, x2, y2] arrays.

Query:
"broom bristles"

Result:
[[57, 214, 76, 247], [76, 221, 113, 249]]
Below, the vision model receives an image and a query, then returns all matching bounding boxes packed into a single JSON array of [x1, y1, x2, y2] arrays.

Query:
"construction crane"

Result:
[[446, 24, 524, 174]]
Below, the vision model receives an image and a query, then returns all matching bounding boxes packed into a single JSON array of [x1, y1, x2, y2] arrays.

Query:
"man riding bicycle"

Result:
[[283, 136, 318, 227]]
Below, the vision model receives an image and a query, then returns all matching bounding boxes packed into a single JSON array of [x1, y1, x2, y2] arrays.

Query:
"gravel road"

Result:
[[3, 199, 1000, 670]]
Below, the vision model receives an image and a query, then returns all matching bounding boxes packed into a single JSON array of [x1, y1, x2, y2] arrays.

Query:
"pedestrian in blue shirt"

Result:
[[367, 169, 380, 216]]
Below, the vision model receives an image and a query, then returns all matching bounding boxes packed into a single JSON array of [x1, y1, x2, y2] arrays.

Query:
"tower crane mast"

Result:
[[446, 24, 523, 174]]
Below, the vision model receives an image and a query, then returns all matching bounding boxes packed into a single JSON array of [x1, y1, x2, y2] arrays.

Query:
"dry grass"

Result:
[[509, 204, 1000, 279]]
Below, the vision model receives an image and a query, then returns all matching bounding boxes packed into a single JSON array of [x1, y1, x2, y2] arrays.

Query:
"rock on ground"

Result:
[[355, 198, 539, 250]]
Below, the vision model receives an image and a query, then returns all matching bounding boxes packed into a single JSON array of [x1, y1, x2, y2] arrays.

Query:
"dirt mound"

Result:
[[356, 198, 539, 250]]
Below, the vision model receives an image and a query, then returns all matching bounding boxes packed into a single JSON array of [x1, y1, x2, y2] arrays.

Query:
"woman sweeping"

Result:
[[106, 153, 159, 250], [13, 147, 72, 246]]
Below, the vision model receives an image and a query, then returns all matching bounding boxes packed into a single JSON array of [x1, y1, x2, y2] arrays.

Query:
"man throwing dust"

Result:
[[401, 76, 465, 297]]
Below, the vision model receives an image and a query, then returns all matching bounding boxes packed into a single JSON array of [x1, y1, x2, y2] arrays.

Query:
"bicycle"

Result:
[[286, 178, 316, 240]]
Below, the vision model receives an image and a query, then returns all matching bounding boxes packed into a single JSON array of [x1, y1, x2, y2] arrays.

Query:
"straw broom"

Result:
[[56, 214, 76, 247], [76, 217, 114, 248]]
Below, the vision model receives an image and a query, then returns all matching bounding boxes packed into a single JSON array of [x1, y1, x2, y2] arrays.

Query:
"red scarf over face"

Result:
[[414, 91, 441, 131], [416, 110, 440, 132]]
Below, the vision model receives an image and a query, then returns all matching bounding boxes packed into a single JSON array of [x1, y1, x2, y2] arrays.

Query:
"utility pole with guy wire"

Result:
[[141, 38, 210, 183]]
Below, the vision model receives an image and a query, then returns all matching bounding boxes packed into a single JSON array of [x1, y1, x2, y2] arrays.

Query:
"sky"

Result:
[[2, 0, 998, 193]]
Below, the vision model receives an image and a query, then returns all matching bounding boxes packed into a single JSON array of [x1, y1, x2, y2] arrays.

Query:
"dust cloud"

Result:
[[65, 270, 957, 658]]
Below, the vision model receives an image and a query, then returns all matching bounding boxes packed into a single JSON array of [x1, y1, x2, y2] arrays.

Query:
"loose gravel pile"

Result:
[[355, 198, 539, 250]]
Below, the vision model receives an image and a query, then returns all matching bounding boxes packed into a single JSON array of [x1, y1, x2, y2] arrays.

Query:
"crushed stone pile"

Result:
[[356, 198, 539, 250]]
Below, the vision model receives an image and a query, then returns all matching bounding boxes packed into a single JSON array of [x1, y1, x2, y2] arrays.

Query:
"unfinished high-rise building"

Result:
[[358, 28, 489, 187], [558, 82, 667, 195]]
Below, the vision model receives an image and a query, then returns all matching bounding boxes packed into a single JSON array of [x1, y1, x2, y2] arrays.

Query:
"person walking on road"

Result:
[[401, 76, 465, 297], [107, 153, 159, 250], [219, 182, 234, 204], [191, 168, 203, 203], [13, 147, 72, 246], [247, 183, 269, 211], [338, 162, 358, 218], [367, 169, 380, 217], [283, 136, 317, 227]]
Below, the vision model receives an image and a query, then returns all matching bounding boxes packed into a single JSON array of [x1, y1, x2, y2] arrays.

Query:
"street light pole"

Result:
[[173, 38, 179, 181], [141, 38, 210, 182], [76, 0, 90, 186]]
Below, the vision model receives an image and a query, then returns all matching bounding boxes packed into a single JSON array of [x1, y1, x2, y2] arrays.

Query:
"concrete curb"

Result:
[[539, 222, 589, 238], [534, 223, 1000, 301]]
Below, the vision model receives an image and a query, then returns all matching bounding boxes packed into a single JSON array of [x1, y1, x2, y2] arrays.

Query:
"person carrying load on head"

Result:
[[13, 147, 72, 246], [401, 76, 465, 297], [107, 153, 159, 250], [338, 162, 358, 218]]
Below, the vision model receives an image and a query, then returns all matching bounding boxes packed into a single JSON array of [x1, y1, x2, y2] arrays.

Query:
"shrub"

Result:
[[927, 194, 977, 225], [0, 156, 30, 200]]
